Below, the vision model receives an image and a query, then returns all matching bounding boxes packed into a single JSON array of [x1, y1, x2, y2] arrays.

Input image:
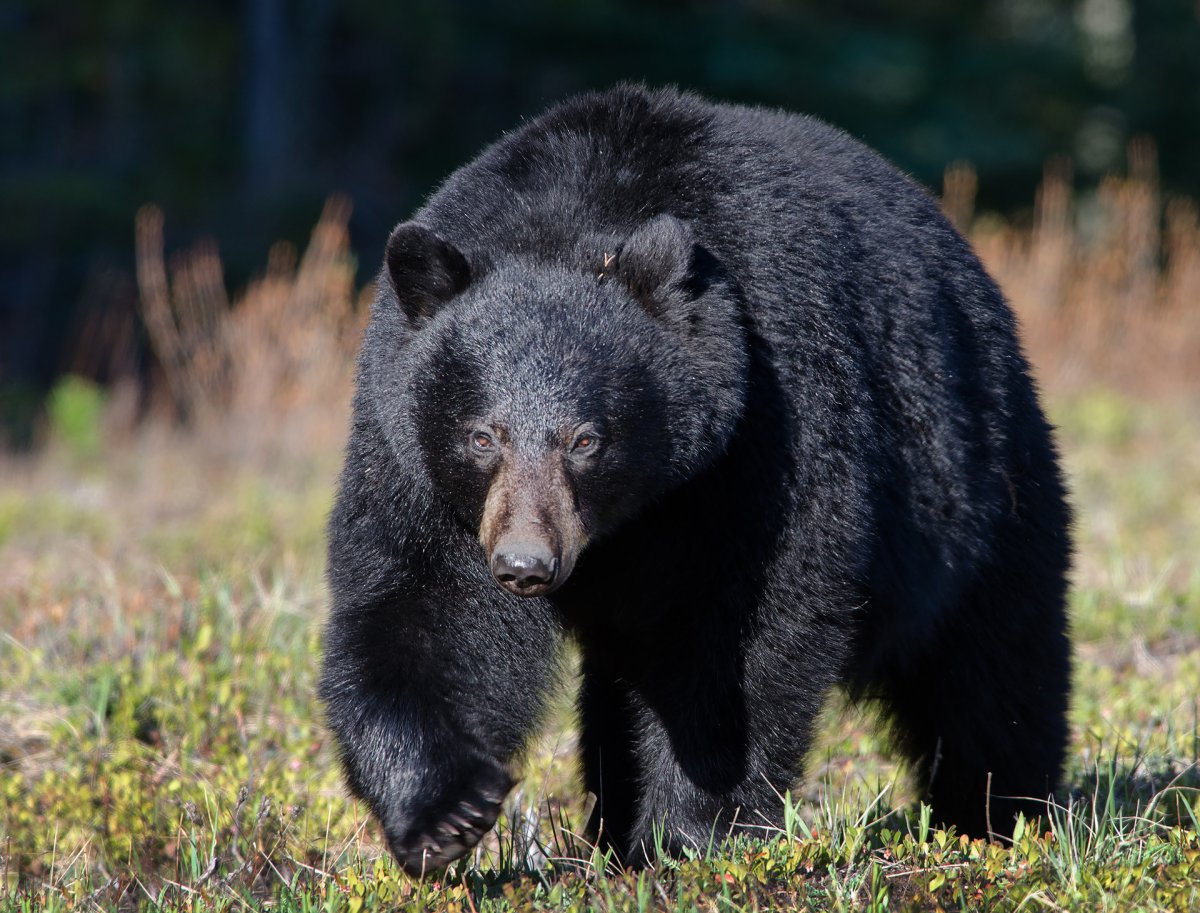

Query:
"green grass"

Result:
[[1, 390, 1198, 911]]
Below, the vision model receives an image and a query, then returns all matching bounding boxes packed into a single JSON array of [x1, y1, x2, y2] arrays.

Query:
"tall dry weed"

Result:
[[135, 197, 366, 461], [125, 146, 1200, 466], [955, 141, 1200, 395]]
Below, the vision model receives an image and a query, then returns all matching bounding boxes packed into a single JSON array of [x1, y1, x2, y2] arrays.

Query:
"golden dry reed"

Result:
[[130, 145, 1198, 462], [135, 197, 367, 458], [954, 141, 1200, 396]]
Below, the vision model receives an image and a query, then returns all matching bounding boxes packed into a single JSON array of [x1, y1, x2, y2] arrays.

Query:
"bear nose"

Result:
[[491, 547, 558, 595]]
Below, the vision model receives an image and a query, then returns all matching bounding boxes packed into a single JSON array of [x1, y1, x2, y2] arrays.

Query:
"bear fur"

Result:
[[319, 85, 1072, 874]]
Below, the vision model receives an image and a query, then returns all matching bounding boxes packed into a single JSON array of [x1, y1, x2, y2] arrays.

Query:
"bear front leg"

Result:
[[578, 653, 642, 855], [320, 581, 563, 875], [599, 612, 851, 865]]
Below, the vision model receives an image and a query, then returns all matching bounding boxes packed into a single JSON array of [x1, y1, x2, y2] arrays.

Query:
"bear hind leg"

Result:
[[877, 517, 1071, 839]]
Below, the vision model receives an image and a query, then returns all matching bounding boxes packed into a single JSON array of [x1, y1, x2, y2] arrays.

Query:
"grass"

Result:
[[2, 394, 1198, 911], [2, 157, 1200, 910]]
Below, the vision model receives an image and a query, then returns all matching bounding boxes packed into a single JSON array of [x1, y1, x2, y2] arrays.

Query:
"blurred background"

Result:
[[3, 0, 1200, 445]]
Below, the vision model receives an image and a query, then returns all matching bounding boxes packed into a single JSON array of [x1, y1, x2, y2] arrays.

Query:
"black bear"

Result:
[[320, 85, 1071, 874]]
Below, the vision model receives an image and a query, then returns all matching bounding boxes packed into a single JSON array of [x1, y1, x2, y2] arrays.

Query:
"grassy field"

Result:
[[2, 168, 1200, 910]]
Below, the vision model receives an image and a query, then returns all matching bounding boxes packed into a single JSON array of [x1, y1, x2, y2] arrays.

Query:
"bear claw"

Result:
[[387, 763, 514, 876]]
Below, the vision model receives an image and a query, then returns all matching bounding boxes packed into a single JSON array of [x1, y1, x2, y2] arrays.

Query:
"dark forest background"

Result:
[[3, 0, 1199, 433]]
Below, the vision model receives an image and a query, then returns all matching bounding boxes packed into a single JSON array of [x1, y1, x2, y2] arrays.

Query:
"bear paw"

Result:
[[385, 760, 514, 876]]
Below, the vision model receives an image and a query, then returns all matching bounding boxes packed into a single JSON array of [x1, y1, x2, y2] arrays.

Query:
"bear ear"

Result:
[[610, 214, 699, 318], [384, 222, 471, 326]]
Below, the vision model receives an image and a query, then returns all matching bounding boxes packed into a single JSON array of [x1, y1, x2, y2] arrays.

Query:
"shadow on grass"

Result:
[[1067, 757, 1200, 831]]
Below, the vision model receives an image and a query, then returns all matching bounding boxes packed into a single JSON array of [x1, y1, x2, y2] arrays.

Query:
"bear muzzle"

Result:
[[478, 452, 585, 598]]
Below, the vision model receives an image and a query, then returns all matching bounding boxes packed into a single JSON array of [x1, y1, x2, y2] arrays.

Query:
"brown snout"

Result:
[[479, 452, 585, 598]]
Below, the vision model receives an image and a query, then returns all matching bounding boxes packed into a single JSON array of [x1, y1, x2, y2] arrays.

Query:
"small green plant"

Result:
[[46, 375, 106, 462]]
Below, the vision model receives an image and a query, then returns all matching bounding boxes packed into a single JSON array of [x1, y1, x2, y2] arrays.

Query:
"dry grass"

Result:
[[116, 141, 1200, 471], [954, 140, 1200, 396], [134, 196, 366, 462]]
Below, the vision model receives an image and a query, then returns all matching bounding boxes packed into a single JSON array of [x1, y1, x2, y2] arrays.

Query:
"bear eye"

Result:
[[572, 432, 600, 453], [471, 431, 496, 452]]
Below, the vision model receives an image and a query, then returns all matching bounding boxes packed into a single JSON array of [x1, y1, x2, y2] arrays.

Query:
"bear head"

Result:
[[367, 214, 748, 597]]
